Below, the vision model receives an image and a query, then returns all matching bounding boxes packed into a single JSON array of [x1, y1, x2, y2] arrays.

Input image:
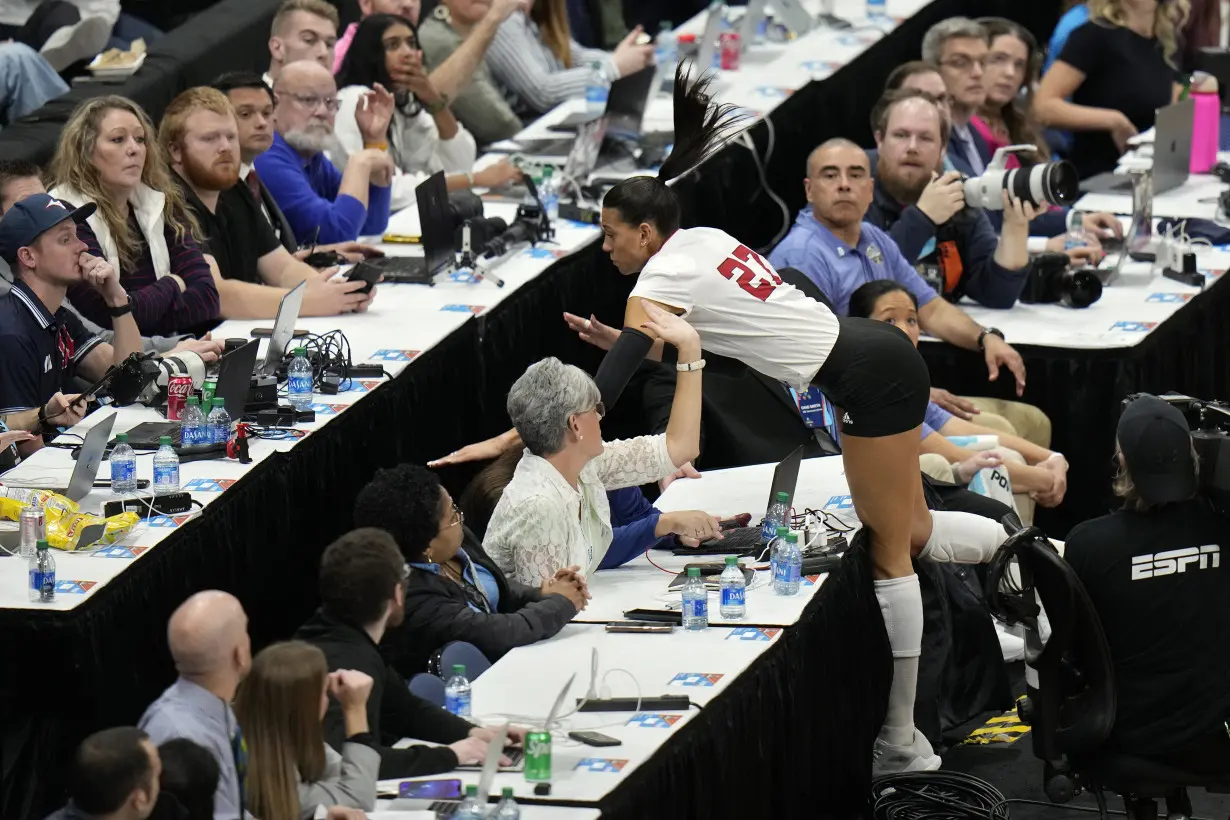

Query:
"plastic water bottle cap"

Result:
[[159, 435, 172, 446], [724, 555, 738, 566], [465, 784, 478, 796], [786, 532, 798, 543], [775, 491, 789, 502], [293, 347, 307, 356], [186, 396, 199, 405], [452, 664, 466, 675], [686, 566, 701, 577], [776, 526, 789, 536], [36, 539, 49, 551], [115, 433, 128, 443], [502, 787, 514, 797]]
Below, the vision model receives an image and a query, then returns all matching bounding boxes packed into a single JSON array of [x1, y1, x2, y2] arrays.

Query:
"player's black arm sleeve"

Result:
[[593, 328, 654, 410]]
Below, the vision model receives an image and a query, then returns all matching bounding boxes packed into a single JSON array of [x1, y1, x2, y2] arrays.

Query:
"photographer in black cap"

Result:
[[1065, 395, 1230, 774]]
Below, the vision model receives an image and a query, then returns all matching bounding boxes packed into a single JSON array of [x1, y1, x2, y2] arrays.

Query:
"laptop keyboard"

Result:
[[679, 526, 765, 556]]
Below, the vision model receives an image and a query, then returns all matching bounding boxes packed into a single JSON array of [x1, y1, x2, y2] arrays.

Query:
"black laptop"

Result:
[[356, 171, 454, 285]]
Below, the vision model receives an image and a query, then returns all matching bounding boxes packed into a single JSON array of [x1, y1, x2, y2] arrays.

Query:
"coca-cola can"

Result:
[[719, 32, 741, 71], [167, 376, 192, 420]]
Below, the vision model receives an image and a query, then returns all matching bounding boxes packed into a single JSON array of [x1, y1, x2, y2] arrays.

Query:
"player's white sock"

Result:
[[875, 574, 923, 747], [919, 510, 1009, 564]]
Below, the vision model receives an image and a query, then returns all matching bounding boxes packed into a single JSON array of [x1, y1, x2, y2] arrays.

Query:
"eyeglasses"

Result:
[[283, 92, 340, 113], [442, 502, 464, 531], [939, 55, 987, 72]]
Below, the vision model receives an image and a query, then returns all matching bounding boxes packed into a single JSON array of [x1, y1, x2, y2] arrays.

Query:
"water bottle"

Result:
[[153, 435, 180, 495], [109, 433, 137, 493], [865, 0, 887, 17], [655, 21, 678, 88], [454, 785, 485, 820], [1063, 209, 1089, 251], [540, 166, 559, 222], [774, 531, 802, 596], [719, 554, 746, 620], [681, 566, 708, 630], [207, 398, 232, 446], [287, 347, 313, 410], [495, 787, 520, 820], [28, 538, 55, 603], [585, 60, 609, 115], [767, 525, 789, 584], [179, 396, 207, 447], [444, 664, 472, 717], [762, 492, 789, 542]]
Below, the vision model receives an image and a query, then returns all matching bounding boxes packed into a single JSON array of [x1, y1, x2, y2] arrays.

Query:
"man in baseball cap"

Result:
[[1116, 395, 1200, 506], [0, 193, 141, 446]]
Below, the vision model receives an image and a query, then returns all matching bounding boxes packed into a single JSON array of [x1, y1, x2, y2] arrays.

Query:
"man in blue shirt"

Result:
[[256, 60, 394, 244], [769, 137, 1027, 395]]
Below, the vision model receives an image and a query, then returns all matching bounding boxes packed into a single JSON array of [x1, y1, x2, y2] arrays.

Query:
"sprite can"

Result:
[[201, 377, 218, 409], [524, 731, 552, 782]]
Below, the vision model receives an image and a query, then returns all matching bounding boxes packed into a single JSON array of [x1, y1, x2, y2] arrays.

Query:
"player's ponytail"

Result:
[[603, 65, 746, 235]]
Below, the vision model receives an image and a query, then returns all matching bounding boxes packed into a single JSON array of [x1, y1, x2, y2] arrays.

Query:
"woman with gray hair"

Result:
[[484, 300, 710, 586]]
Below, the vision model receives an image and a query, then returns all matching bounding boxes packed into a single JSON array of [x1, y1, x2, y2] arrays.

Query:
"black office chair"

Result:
[[987, 527, 1230, 820]]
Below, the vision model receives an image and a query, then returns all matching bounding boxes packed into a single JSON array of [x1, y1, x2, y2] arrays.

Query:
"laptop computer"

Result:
[[120, 339, 260, 453], [512, 66, 657, 158], [680, 444, 805, 555], [693, 0, 725, 80], [1079, 99, 1194, 195], [358, 172, 455, 284], [455, 671, 576, 775], [259, 281, 306, 378], [2, 411, 116, 501]]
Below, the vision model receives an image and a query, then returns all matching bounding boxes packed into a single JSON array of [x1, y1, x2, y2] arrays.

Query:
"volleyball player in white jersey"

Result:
[[432, 69, 1014, 773]]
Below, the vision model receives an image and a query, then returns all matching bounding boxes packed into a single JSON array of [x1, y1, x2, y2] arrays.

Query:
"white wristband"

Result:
[[676, 359, 706, 372]]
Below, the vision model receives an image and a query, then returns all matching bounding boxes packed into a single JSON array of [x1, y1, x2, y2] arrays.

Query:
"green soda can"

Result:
[[201, 377, 218, 408], [524, 731, 552, 782]]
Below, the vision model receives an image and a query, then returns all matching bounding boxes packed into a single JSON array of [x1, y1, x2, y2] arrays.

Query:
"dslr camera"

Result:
[[963, 145, 1080, 211], [1018, 251, 1103, 308], [1122, 393, 1230, 515]]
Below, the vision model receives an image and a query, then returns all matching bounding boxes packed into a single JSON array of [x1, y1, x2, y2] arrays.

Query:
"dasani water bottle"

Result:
[[682, 566, 709, 630], [109, 432, 137, 493], [153, 435, 180, 495], [287, 347, 314, 410], [445, 664, 472, 717], [719, 554, 746, 620]]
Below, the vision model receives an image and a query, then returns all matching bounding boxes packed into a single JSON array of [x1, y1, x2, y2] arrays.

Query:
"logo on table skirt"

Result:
[[1145, 292, 1195, 303], [668, 672, 724, 687], [1109, 321, 1158, 332], [370, 349, 419, 362], [575, 758, 628, 773], [523, 247, 567, 260], [800, 60, 843, 73], [726, 627, 781, 642], [626, 713, 682, 728], [93, 545, 149, 559], [309, 403, 348, 416], [802, 574, 824, 586], [440, 304, 486, 314], [54, 580, 97, 594], [824, 494, 854, 510], [147, 514, 194, 528], [342, 380, 387, 393], [183, 478, 236, 493]]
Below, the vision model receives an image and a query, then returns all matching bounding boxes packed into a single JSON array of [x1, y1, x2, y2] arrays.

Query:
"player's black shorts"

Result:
[[812, 316, 930, 438]]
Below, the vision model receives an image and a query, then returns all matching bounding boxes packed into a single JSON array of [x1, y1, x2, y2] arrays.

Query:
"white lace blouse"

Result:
[[484, 435, 678, 585]]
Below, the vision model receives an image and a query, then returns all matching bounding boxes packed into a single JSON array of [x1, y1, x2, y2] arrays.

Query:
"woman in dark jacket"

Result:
[[353, 463, 587, 677]]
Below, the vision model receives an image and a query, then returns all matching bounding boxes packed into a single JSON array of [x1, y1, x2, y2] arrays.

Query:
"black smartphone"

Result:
[[568, 731, 622, 747], [251, 328, 309, 339], [622, 608, 682, 624], [94, 479, 150, 489], [605, 621, 674, 634], [346, 261, 382, 294]]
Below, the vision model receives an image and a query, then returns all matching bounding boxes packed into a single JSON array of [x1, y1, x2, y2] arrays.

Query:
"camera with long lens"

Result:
[[1018, 251, 1102, 308], [963, 144, 1080, 210], [1122, 393, 1230, 516]]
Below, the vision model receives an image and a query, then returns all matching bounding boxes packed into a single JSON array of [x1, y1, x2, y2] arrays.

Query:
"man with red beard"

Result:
[[159, 87, 375, 319]]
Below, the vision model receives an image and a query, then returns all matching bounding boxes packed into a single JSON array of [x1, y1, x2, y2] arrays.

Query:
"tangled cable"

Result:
[[871, 771, 1011, 820]]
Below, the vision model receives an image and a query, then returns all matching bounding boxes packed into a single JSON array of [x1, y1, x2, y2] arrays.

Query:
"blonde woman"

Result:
[[1033, 0, 1190, 178], [49, 96, 220, 336], [234, 641, 380, 820]]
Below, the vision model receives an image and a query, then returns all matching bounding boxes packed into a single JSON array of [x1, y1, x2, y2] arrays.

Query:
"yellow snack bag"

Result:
[[0, 486, 139, 550]]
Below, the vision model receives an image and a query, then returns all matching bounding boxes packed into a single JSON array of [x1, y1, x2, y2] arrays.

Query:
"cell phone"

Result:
[[719, 513, 752, 530], [622, 608, 682, 624], [605, 620, 674, 634], [397, 779, 463, 799], [568, 730, 622, 747], [94, 479, 150, 489], [251, 328, 309, 339], [345, 262, 382, 295]]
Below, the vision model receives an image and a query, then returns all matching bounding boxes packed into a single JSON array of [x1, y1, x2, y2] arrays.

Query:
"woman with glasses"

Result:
[[334, 14, 520, 212], [352, 463, 587, 676], [1034, 0, 1190, 179], [483, 304, 707, 587]]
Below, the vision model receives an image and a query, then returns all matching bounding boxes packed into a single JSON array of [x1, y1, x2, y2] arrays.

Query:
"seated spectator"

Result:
[[1034, 0, 1186, 179], [45, 727, 161, 820], [863, 89, 1036, 309], [139, 591, 252, 820], [48, 96, 220, 336], [0, 1, 111, 71], [419, 0, 536, 145], [156, 739, 220, 820], [0, 192, 140, 440], [211, 72, 383, 264], [0, 41, 68, 128], [256, 61, 394, 245], [1044, 2, 1090, 74], [334, 0, 420, 72], [485, 0, 653, 119], [1065, 395, 1230, 773], [886, 60, 952, 118], [353, 464, 583, 676], [847, 280, 1068, 524], [266, 0, 339, 86], [484, 340, 704, 586], [295, 528, 506, 777], [234, 641, 380, 820], [334, 14, 521, 211], [768, 137, 1029, 396], [971, 19, 1049, 166], [160, 87, 375, 318], [921, 17, 994, 177]]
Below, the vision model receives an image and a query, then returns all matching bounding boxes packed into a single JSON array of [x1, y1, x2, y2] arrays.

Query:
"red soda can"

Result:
[[720, 32, 741, 70], [167, 376, 192, 420]]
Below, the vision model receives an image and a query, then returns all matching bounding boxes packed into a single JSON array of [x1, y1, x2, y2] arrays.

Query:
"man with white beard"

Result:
[[255, 60, 395, 245], [161, 86, 377, 318]]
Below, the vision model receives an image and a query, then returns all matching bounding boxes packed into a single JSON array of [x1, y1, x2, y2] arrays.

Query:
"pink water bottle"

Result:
[[1190, 87, 1219, 174]]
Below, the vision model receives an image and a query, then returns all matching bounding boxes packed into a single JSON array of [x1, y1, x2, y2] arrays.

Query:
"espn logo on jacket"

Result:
[[1131, 545, 1221, 580]]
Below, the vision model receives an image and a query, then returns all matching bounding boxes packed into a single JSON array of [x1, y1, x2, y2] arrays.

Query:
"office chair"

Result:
[[987, 527, 1230, 820], [427, 641, 493, 681]]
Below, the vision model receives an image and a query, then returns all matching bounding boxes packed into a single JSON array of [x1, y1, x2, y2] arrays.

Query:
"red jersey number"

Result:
[[716, 244, 782, 302]]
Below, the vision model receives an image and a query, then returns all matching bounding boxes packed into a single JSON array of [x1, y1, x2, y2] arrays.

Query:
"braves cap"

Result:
[[0, 193, 96, 262]]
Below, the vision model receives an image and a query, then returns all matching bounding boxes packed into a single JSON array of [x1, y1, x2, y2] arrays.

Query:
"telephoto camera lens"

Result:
[[964, 158, 1080, 210]]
